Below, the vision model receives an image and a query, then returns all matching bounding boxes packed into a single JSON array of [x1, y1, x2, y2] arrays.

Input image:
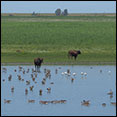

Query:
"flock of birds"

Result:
[[2, 66, 116, 107]]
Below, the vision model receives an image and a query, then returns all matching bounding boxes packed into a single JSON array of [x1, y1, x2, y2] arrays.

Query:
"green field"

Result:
[[1, 14, 116, 65]]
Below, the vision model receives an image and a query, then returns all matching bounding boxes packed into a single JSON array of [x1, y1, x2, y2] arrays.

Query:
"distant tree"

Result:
[[32, 11, 35, 16], [63, 9, 68, 16], [9, 14, 13, 16], [61, 11, 65, 16], [55, 8, 61, 16]]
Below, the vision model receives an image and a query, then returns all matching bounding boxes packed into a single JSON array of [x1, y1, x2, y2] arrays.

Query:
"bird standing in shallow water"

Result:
[[39, 89, 42, 96], [25, 88, 28, 95], [11, 86, 14, 93]]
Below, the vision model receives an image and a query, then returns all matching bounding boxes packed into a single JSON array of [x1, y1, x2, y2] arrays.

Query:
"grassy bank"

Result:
[[1, 14, 116, 64]]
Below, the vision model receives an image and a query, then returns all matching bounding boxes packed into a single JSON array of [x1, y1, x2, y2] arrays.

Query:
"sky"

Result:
[[1, 1, 116, 13]]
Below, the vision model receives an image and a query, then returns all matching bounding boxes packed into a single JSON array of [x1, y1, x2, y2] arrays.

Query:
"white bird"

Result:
[[81, 72, 84, 75], [61, 72, 64, 75], [67, 73, 71, 76], [73, 73, 76, 76], [108, 70, 111, 74], [64, 72, 67, 75], [84, 72, 87, 76]]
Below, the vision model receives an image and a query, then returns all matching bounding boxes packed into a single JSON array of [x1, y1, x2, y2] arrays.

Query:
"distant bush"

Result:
[[55, 8, 68, 16], [9, 14, 14, 16], [55, 8, 62, 16]]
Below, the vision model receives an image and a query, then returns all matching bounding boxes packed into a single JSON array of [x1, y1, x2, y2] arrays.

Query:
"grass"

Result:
[[1, 14, 116, 64]]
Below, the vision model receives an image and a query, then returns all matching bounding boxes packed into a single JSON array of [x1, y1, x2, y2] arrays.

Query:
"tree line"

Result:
[[55, 8, 68, 16], [32, 8, 68, 16]]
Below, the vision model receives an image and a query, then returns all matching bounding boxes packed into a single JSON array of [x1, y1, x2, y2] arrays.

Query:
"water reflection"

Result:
[[1, 65, 116, 116]]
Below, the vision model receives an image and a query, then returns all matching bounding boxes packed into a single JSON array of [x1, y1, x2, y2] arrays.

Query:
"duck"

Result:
[[39, 89, 42, 96], [25, 88, 28, 95], [26, 80, 30, 85], [2, 79, 5, 82], [28, 100, 35, 103], [71, 78, 75, 82], [26, 68, 29, 73], [50, 82, 54, 85], [11, 86, 14, 93], [35, 73, 37, 78], [14, 69, 17, 72], [29, 86, 34, 91], [39, 100, 49, 104], [17, 75, 21, 81], [102, 103, 106, 106], [55, 69, 58, 74], [47, 87, 51, 93], [107, 89, 113, 95], [67, 69, 70, 74], [32, 77, 35, 82], [42, 80, 45, 85], [4, 99, 11, 104], [8, 74, 12, 81], [81, 100, 90, 106], [100, 70, 102, 73], [110, 102, 116, 106]]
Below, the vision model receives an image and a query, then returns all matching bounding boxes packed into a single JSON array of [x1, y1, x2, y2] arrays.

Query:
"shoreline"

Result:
[[1, 62, 116, 66]]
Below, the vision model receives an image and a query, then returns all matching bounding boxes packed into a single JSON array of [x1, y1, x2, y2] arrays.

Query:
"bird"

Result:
[[28, 100, 35, 103], [100, 70, 102, 73], [47, 87, 51, 93], [29, 86, 34, 91], [71, 78, 75, 82], [81, 72, 84, 75], [4, 99, 11, 104], [73, 73, 76, 76], [110, 102, 116, 106], [108, 70, 111, 74], [81, 100, 90, 106], [102, 103, 106, 107], [25, 88, 28, 95], [11, 86, 14, 93], [61, 72, 64, 75], [64, 72, 67, 75], [39, 89, 42, 96], [84, 72, 87, 76], [107, 89, 113, 95]]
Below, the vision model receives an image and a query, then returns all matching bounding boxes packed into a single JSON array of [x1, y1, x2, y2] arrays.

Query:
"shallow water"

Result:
[[1, 65, 116, 116]]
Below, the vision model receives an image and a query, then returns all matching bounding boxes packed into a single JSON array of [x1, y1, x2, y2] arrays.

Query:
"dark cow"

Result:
[[34, 58, 43, 71], [68, 50, 81, 60]]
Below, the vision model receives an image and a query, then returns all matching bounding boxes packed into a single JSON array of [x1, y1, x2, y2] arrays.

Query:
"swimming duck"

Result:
[[107, 89, 113, 95], [28, 100, 35, 103], [110, 102, 116, 106], [39, 100, 49, 104], [4, 99, 11, 104], [81, 100, 90, 106], [30, 86, 34, 91], [102, 103, 106, 106], [47, 87, 51, 93]]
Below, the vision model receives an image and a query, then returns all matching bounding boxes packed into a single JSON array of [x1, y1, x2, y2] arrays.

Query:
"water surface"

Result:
[[1, 65, 116, 116]]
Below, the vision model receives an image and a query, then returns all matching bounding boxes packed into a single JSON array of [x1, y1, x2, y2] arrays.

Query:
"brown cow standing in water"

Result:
[[34, 58, 43, 71], [68, 50, 81, 60]]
